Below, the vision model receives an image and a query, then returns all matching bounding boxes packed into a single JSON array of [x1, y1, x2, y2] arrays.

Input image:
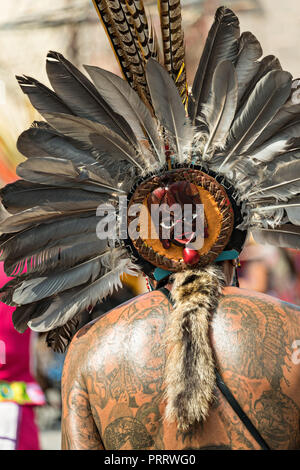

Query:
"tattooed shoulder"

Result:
[[211, 287, 300, 449], [64, 290, 171, 449]]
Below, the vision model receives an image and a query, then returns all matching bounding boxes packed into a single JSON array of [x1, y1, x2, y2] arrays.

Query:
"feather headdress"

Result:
[[1, 3, 300, 431]]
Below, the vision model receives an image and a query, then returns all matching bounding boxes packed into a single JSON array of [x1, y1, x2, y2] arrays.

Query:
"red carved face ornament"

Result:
[[147, 180, 209, 265]]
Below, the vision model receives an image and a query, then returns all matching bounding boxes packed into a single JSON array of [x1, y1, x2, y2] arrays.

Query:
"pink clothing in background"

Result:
[[0, 263, 36, 383], [0, 262, 44, 450]]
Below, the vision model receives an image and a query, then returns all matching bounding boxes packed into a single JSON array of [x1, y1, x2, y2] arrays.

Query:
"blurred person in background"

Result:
[[239, 240, 300, 303], [0, 262, 45, 450]]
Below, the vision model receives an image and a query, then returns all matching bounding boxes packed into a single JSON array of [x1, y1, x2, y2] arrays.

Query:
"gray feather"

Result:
[[235, 32, 262, 105], [286, 196, 300, 225], [44, 113, 145, 171], [237, 54, 282, 111], [250, 123, 300, 162], [252, 224, 300, 249], [0, 211, 99, 260], [4, 231, 108, 277], [12, 304, 37, 333], [146, 58, 192, 162], [16, 75, 72, 117], [1, 181, 110, 214], [248, 160, 300, 200], [0, 214, 99, 261], [222, 70, 292, 169], [16, 157, 121, 194], [13, 251, 114, 305], [249, 79, 300, 149], [46, 51, 137, 146], [202, 61, 238, 154], [84, 65, 164, 164], [17, 125, 97, 167], [189, 6, 240, 125], [27, 255, 138, 332]]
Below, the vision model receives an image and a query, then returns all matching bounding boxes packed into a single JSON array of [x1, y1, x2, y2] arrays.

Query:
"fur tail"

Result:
[[164, 264, 225, 430]]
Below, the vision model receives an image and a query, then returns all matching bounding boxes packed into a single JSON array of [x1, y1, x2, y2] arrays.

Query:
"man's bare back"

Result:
[[61, 287, 300, 450]]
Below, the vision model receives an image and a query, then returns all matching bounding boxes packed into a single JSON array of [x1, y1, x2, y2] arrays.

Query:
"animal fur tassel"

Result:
[[164, 265, 225, 430]]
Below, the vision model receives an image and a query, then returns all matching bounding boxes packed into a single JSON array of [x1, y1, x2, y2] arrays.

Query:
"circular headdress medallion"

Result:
[[127, 169, 234, 272]]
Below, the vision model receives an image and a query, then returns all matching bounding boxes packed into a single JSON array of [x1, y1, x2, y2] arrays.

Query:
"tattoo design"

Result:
[[61, 289, 300, 450], [103, 417, 154, 450]]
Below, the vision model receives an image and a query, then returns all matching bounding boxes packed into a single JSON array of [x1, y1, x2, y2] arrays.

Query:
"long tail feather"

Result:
[[92, 0, 151, 103], [158, 0, 187, 102], [17, 125, 97, 167], [13, 251, 116, 305], [0, 214, 99, 261], [4, 231, 108, 277], [237, 54, 282, 111]]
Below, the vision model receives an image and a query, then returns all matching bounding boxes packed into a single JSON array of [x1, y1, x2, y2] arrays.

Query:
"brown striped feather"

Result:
[[158, 0, 187, 102]]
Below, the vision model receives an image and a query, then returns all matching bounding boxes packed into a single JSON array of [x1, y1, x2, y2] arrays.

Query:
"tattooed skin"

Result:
[[61, 287, 300, 450]]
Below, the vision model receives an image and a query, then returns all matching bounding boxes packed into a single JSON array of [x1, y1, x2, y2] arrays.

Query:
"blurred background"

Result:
[[0, 0, 299, 450]]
